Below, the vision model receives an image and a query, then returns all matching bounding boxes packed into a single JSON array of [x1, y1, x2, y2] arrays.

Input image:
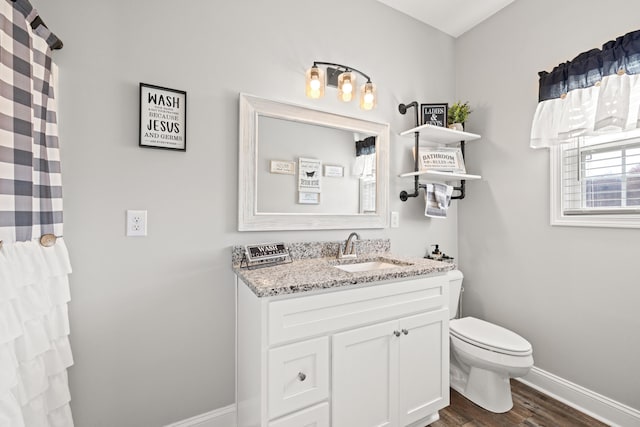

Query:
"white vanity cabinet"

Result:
[[332, 309, 449, 427], [235, 273, 450, 427]]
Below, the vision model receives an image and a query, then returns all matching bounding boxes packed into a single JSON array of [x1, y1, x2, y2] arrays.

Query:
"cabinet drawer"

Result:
[[268, 337, 329, 419], [268, 275, 446, 345], [268, 402, 329, 427]]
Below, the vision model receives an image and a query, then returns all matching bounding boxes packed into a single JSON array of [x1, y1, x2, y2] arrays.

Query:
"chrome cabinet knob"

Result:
[[402, 329, 409, 335], [297, 372, 306, 381], [393, 330, 401, 337]]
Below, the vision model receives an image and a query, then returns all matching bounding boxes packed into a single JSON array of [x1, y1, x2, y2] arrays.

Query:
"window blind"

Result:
[[561, 137, 640, 214]]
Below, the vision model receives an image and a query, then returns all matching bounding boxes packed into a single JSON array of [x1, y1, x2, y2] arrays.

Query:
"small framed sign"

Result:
[[241, 242, 292, 269], [270, 160, 295, 175], [420, 103, 448, 127], [244, 242, 289, 262], [415, 146, 466, 173], [298, 157, 321, 193], [324, 165, 344, 177], [298, 192, 320, 204], [139, 83, 187, 151]]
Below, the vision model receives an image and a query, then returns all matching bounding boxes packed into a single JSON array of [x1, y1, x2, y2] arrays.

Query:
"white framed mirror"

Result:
[[238, 93, 390, 231]]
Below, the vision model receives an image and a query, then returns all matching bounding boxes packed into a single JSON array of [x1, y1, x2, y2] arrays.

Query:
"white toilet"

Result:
[[447, 270, 534, 413]]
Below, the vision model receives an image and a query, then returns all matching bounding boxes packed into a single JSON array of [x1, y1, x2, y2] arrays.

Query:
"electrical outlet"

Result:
[[391, 211, 399, 228], [126, 210, 147, 237]]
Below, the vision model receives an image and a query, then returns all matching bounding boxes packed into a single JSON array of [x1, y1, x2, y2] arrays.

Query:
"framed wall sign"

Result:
[[415, 146, 466, 173], [298, 157, 321, 193], [324, 165, 344, 177], [139, 83, 187, 151], [298, 192, 320, 204], [270, 160, 296, 175], [420, 103, 448, 127]]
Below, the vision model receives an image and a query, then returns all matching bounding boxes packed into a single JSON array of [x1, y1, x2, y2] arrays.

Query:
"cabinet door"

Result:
[[332, 319, 399, 427], [397, 309, 449, 426]]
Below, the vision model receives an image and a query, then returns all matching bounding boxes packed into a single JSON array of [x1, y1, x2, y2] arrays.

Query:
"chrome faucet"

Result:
[[339, 232, 360, 259]]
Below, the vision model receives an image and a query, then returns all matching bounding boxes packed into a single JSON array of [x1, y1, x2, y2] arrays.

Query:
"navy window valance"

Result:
[[355, 136, 376, 156], [531, 29, 640, 148], [538, 29, 640, 102]]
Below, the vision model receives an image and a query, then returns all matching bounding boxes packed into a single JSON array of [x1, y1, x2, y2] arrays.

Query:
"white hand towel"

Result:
[[425, 183, 453, 218]]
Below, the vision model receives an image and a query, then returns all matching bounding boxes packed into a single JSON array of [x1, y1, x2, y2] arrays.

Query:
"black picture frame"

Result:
[[420, 103, 448, 127], [139, 83, 187, 151]]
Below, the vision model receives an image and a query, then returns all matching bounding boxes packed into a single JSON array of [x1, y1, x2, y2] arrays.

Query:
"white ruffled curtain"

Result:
[[1, 0, 73, 425], [0, 241, 73, 427], [530, 29, 640, 148]]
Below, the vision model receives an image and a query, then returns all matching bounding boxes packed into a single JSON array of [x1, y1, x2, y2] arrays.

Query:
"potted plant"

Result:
[[447, 101, 471, 131]]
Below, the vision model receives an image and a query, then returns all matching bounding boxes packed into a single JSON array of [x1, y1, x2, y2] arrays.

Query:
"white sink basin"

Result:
[[334, 259, 409, 273]]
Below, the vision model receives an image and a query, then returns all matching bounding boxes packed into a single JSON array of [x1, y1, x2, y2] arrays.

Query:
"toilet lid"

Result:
[[450, 317, 532, 356]]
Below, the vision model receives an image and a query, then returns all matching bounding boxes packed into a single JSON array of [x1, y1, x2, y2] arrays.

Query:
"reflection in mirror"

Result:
[[257, 116, 376, 214], [238, 94, 389, 231]]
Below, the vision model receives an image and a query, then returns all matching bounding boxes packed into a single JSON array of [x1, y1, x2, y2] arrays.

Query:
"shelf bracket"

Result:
[[398, 101, 422, 201], [451, 141, 466, 200]]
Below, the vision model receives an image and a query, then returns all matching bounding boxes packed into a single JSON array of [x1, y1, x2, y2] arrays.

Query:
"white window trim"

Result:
[[550, 143, 640, 228]]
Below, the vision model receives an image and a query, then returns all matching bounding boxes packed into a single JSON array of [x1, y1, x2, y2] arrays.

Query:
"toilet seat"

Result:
[[450, 317, 532, 356]]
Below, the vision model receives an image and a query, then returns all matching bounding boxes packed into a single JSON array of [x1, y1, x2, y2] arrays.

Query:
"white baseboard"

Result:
[[518, 366, 640, 427], [164, 404, 236, 427]]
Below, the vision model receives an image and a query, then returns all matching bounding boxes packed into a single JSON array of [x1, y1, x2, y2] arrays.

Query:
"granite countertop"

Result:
[[232, 239, 455, 297]]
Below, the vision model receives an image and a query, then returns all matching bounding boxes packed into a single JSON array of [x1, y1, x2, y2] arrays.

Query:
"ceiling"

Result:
[[375, 0, 515, 38]]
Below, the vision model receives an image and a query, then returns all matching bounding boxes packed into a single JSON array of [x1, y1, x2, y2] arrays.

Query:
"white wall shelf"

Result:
[[399, 124, 481, 145], [397, 102, 482, 201]]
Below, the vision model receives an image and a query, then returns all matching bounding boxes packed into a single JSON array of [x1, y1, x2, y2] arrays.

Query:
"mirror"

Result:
[[238, 94, 389, 231]]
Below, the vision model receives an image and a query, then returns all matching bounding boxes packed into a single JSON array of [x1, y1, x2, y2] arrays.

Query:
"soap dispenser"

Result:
[[425, 244, 455, 263], [428, 244, 443, 261]]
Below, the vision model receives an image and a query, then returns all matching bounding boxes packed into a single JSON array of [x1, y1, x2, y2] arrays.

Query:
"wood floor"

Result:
[[429, 380, 609, 427]]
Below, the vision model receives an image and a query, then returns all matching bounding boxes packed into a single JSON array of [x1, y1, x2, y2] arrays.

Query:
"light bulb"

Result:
[[359, 82, 376, 110], [338, 72, 356, 102], [305, 66, 325, 99]]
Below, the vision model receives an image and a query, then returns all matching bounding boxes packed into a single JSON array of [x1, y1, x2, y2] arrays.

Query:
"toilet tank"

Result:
[[447, 270, 464, 319]]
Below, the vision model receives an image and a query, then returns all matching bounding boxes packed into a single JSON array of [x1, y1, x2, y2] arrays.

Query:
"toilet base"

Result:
[[450, 363, 514, 413]]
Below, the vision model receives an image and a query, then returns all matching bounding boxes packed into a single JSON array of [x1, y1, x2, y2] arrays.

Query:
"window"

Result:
[[550, 130, 640, 228]]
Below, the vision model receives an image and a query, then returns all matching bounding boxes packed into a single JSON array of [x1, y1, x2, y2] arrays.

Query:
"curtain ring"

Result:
[[594, 81, 602, 87], [560, 93, 567, 99], [617, 68, 626, 76], [39, 234, 57, 247]]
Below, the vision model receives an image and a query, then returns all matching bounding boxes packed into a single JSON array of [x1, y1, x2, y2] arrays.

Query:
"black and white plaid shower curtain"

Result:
[[0, 1, 74, 426], [0, 0, 63, 243]]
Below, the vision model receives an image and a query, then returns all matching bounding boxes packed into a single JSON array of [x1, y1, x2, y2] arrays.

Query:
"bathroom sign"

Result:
[[421, 103, 448, 127], [139, 83, 187, 151], [241, 242, 292, 269], [244, 243, 289, 262], [415, 146, 466, 173], [270, 160, 296, 175], [298, 157, 321, 193]]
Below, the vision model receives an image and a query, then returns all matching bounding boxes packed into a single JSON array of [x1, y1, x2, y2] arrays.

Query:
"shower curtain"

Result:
[[0, 0, 74, 426]]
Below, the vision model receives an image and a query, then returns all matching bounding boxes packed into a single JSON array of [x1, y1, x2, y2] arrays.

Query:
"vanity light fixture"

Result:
[[305, 61, 377, 110]]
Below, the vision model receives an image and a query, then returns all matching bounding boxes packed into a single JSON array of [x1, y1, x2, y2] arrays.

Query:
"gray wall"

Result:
[[456, 0, 640, 411], [33, 0, 458, 425]]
